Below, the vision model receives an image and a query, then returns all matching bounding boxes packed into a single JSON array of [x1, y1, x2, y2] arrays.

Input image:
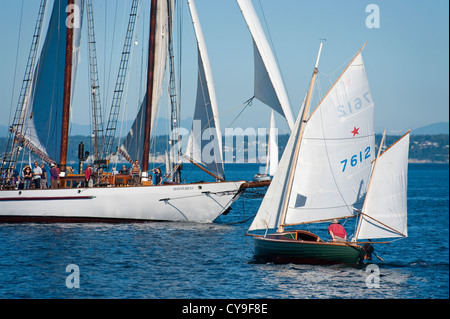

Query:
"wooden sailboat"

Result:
[[0, 0, 249, 223], [246, 43, 410, 265]]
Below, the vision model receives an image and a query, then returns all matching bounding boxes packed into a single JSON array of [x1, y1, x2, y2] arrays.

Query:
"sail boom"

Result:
[[354, 209, 406, 239], [282, 215, 356, 228], [183, 155, 225, 181]]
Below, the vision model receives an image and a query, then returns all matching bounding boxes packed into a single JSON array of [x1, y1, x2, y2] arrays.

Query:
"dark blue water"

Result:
[[0, 163, 448, 299]]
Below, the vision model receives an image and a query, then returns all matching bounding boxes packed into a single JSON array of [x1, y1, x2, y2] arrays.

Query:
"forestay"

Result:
[[356, 132, 410, 240]]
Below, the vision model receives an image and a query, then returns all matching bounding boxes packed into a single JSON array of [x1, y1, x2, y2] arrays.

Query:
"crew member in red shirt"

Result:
[[328, 219, 347, 242], [84, 164, 94, 187]]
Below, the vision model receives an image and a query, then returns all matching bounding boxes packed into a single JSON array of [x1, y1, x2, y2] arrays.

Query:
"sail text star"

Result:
[[351, 127, 360, 137]]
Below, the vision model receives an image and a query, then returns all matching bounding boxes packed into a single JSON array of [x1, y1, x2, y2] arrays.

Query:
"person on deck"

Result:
[[23, 166, 33, 189], [32, 161, 42, 189], [131, 160, 141, 186], [328, 219, 347, 242], [40, 163, 47, 189], [84, 164, 94, 187], [50, 163, 60, 189], [153, 167, 162, 186], [119, 165, 129, 175]]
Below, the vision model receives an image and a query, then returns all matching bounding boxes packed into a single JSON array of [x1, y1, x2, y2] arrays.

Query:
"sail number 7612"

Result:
[[336, 92, 371, 118], [341, 146, 371, 172]]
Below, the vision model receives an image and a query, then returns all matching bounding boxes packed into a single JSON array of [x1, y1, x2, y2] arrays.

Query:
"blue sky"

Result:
[[0, 0, 448, 135]]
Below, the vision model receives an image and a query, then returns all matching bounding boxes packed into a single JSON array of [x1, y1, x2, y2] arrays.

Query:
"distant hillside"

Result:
[[0, 133, 448, 165], [412, 122, 449, 135], [2, 121, 449, 137]]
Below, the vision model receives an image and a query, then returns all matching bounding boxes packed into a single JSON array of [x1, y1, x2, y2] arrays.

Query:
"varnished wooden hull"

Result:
[[253, 231, 365, 265]]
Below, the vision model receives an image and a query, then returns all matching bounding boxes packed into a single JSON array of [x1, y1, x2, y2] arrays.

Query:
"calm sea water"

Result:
[[0, 163, 448, 300]]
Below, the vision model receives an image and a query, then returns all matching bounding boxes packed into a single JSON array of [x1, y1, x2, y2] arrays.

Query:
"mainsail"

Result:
[[119, 0, 171, 163], [355, 132, 410, 240], [236, 0, 294, 131], [21, 0, 84, 164], [249, 48, 375, 231], [185, 0, 224, 180]]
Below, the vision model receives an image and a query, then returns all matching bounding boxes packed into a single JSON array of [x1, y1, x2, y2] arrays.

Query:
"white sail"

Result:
[[185, 0, 224, 180], [119, 0, 170, 163], [249, 50, 375, 231], [267, 110, 278, 176], [285, 52, 375, 226], [249, 103, 304, 231], [356, 132, 410, 240], [236, 0, 294, 131], [22, 0, 84, 164]]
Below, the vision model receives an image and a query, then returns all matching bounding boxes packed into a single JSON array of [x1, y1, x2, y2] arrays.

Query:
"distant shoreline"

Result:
[[408, 159, 449, 164]]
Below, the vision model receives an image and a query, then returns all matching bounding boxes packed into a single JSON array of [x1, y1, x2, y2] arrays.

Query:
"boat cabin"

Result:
[[267, 230, 322, 242]]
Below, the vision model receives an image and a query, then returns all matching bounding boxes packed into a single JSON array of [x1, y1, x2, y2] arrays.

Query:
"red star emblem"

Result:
[[351, 127, 360, 137]]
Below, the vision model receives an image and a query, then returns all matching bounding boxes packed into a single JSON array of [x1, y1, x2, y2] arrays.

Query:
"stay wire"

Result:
[[225, 96, 254, 129]]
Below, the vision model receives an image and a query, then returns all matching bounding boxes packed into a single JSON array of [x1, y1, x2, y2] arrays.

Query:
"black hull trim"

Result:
[[0, 216, 163, 224]]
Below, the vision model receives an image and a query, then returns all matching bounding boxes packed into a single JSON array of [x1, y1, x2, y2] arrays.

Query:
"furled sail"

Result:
[[185, 0, 225, 180], [119, 0, 171, 163], [236, 0, 294, 131], [355, 132, 410, 240], [249, 50, 375, 231], [21, 0, 84, 164]]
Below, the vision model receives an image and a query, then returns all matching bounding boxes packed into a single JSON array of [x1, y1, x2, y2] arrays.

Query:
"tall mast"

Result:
[[167, 0, 181, 183], [86, 0, 104, 162], [142, 0, 158, 173], [59, 0, 75, 174], [277, 42, 323, 233]]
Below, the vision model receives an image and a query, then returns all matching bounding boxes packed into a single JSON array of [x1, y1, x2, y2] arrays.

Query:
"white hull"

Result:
[[0, 181, 245, 223]]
